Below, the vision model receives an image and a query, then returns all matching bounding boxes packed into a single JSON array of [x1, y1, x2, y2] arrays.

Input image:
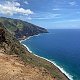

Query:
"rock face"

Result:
[[0, 28, 5, 42], [0, 17, 48, 39]]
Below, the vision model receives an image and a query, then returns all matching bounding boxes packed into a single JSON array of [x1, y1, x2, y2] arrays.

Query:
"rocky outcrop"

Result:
[[0, 28, 5, 42]]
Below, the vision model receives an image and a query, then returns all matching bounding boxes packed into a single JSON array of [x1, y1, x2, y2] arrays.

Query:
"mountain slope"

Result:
[[0, 23, 54, 80], [0, 20, 69, 80], [0, 17, 48, 39]]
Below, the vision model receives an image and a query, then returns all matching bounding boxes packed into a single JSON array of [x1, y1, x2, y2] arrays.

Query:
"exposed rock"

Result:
[[0, 28, 5, 42]]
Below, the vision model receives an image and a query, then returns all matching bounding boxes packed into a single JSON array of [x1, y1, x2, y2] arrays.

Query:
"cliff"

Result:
[[0, 20, 69, 80], [0, 17, 48, 40]]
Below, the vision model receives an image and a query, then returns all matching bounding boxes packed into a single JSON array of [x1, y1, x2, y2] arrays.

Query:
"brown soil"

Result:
[[0, 49, 56, 80]]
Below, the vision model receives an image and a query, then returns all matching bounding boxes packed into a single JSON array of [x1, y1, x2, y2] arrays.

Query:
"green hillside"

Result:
[[0, 17, 48, 39]]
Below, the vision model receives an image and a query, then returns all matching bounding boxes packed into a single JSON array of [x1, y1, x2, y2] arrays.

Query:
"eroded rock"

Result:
[[0, 28, 5, 43]]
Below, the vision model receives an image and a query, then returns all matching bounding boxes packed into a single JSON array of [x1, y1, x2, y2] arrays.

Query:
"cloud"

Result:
[[31, 13, 61, 20], [52, 19, 80, 29], [5, 0, 17, 2], [27, 17, 32, 20], [24, 1, 29, 4], [69, 1, 77, 6], [19, 15, 32, 20], [31, 17, 50, 20], [53, 8, 61, 10], [5, 1, 20, 7], [0, 1, 33, 16]]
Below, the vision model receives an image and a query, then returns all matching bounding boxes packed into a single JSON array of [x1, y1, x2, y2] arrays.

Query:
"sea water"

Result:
[[21, 29, 80, 80]]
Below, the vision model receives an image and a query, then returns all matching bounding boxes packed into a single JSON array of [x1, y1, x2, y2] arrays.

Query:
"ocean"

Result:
[[21, 29, 80, 80]]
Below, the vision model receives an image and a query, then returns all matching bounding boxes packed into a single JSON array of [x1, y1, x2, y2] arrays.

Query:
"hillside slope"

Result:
[[0, 49, 53, 80], [0, 21, 69, 80], [0, 17, 48, 39]]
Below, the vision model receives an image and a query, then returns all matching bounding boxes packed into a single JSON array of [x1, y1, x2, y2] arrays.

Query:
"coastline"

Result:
[[20, 34, 41, 43], [20, 35, 73, 80]]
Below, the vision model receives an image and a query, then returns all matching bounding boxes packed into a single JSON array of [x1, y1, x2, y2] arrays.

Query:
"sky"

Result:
[[0, 0, 80, 29]]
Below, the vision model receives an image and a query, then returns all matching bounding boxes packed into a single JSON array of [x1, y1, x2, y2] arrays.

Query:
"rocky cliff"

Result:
[[0, 23, 53, 80], [0, 19, 69, 80]]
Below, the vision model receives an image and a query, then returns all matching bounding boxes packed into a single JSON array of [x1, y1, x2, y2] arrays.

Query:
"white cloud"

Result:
[[53, 8, 61, 10], [5, 1, 20, 7], [0, 1, 33, 16], [27, 17, 32, 20], [31, 17, 50, 20], [31, 13, 61, 20], [19, 15, 32, 20], [69, 1, 77, 6], [24, 1, 29, 4]]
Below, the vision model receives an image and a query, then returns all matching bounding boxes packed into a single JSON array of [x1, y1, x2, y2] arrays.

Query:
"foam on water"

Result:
[[21, 41, 73, 80], [20, 34, 41, 43]]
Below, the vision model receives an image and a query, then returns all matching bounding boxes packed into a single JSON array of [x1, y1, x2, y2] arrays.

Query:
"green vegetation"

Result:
[[0, 17, 48, 39], [0, 18, 68, 80]]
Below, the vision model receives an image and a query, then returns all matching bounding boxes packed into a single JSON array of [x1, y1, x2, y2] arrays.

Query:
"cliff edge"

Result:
[[0, 20, 69, 80]]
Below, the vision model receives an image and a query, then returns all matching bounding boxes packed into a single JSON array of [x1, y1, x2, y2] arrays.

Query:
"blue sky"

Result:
[[0, 0, 80, 29]]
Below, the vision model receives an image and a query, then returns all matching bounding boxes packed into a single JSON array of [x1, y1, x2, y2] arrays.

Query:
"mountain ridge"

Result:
[[0, 17, 48, 40]]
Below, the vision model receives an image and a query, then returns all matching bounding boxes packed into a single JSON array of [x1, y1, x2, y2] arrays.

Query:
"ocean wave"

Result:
[[20, 34, 41, 43], [21, 42, 73, 80], [20, 36, 31, 43]]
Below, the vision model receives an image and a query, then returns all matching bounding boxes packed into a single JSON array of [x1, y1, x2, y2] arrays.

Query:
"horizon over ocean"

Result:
[[21, 29, 80, 80]]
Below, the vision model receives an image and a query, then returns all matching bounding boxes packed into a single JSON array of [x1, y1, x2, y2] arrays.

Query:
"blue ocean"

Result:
[[21, 29, 80, 80]]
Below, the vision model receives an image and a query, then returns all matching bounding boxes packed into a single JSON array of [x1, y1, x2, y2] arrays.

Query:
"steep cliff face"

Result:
[[0, 28, 5, 42], [0, 19, 69, 80], [0, 23, 53, 80], [0, 17, 48, 39], [0, 23, 22, 55]]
